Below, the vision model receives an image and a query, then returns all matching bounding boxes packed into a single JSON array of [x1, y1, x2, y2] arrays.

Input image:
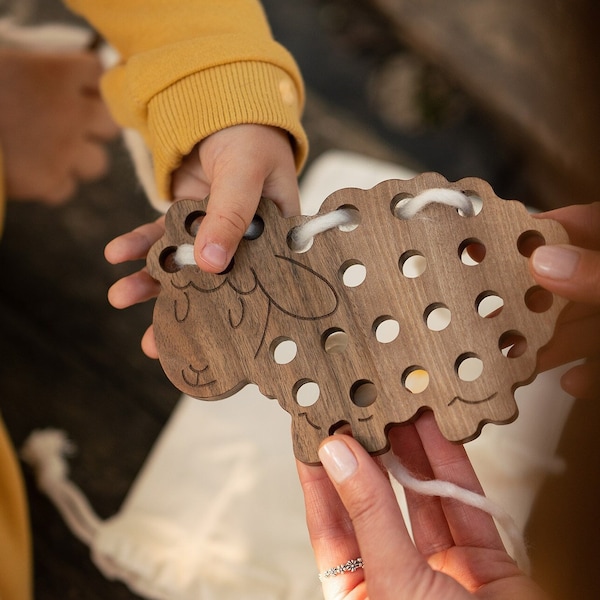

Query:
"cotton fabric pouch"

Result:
[[21, 363, 574, 599]]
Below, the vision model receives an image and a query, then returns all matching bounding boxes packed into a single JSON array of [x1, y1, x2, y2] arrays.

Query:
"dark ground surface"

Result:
[[1, 0, 599, 598]]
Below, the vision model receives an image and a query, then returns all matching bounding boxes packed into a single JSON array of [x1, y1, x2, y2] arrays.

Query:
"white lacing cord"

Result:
[[288, 207, 361, 252], [382, 451, 530, 573], [20, 429, 102, 545], [290, 188, 475, 252], [393, 188, 475, 219], [171, 188, 474, 267]]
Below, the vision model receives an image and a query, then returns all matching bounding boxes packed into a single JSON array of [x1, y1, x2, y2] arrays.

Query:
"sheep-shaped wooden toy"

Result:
[[146, 173, 568, 464]]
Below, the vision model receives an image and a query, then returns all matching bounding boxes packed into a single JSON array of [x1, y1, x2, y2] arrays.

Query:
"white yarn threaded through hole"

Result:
[[394, 188, 475, 219], [291, 187, 474, 251], [289, 208, 360, 252], [382, 452, 530, 573], [171, 188, 474, 263], [174, 244, 195, 267]]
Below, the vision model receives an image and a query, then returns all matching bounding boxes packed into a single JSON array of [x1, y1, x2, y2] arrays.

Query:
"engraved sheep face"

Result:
[[146, 173, 568, 464]]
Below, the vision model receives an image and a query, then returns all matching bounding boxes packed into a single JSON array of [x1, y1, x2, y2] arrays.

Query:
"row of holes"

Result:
[[277, 327, 525, 383], [270, 289, 536, 366], [342, 230, 547, 287], [182, 190, 482, 244], [293, 353, 480, 408], [293, 330, 525, 409]]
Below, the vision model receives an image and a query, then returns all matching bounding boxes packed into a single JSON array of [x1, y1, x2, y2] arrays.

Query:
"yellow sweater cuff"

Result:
[[142, 61, 308, 200]]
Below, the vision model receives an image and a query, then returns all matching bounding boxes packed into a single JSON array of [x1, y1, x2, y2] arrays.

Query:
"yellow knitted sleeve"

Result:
[[64, 0, 308, 200]]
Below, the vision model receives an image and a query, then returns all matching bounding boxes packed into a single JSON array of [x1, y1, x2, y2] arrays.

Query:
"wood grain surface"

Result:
[[148, 174, 568, 463]]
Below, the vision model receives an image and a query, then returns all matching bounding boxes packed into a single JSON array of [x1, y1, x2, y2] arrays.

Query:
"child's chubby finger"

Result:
[[107, 269, 160, 309], [104, 216, 166, 264], [315, 436, 429, 596]]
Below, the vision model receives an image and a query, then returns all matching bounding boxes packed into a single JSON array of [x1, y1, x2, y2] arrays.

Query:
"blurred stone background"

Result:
[[1, 0, 599, 598]]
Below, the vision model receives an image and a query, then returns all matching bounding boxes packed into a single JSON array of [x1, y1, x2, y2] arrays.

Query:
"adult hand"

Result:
[[297, 412, 548, 599], [0, 48, 119, 203], [105, 123, 300, 357], [530, 202, 600, 399]]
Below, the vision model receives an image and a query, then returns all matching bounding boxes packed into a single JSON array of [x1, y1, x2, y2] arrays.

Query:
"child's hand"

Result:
[[170, 124, 301, 272], [0, 48, 119, 203], [105, 123, 300, 358], [105, 215, 165, 358], [531, 202, 600, 399]]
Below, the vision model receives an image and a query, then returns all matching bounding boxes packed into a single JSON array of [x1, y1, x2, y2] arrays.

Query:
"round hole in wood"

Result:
[[402, 366, 430, 394], [455, 353, 484, 381], [350, 380, 378, 407], [336, 204, 360, 232], [294, 379, 320, 407], [517, 230, 546, 258], [498, 330, 527, 358], [340, 260, 366, 287], [390, 192, 414, 218], [524, 285, 554, 313], [399, 250, 427, 278], [459, 238, 486, 265], [286, 226, 313, 253], [476, 291, 504, 318], [424, 303, 451, 331], [184, 210, 206, 236], [459, 191, 484, 216], [159, 246, 181, 273], [243, 215, 265, 240], [322, 328, 349, 353], [270, 337, 297, 364], [373, 316, 400, 343]]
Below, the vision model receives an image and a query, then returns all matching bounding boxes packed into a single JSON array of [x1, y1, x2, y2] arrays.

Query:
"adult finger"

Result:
[[387, 423, 454, 557], [534, 202, 600, 250], [530, 244, 600, 304], [561, 358, 600, 400], [537, 309, 600, 372], [317, 436, 433, 599], [296, 460, 364, 598], [413, 413, 505, 553]]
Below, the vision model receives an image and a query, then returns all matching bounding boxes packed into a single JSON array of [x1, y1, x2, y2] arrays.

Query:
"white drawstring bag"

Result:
[[22, 385, 323, 600]]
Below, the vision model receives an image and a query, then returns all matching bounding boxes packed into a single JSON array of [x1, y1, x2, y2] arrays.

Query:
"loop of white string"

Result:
[[21, 429, 102, 545], [288, 208, 360, 252], [291, 188, 474, 252], [393, 188, 475, 219], [172, 188, 474, 266]]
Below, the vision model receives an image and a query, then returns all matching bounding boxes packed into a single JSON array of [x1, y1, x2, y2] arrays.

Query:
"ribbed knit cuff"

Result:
[[146, 61, 308, 200]]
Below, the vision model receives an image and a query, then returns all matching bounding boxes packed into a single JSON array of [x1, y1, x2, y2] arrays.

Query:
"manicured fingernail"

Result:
[[318, 439, 358, 484], [532, 245, 580, 280], [200, 243, 228, 271]]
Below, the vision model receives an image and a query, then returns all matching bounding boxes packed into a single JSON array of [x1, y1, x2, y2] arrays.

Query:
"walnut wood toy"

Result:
[[146, 173, 568, 464]]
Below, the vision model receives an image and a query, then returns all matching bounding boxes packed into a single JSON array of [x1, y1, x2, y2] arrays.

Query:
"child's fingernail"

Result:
[[318, 439, 358, 484], [532, 245, 580, 280], [200, 243, 228, 271]]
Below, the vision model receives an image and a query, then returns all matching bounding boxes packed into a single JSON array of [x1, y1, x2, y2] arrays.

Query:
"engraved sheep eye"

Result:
[[243, 215, 265, 240]]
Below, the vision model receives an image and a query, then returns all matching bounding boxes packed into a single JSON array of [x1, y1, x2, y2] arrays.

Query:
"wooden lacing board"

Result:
[[146, 173, 568, 464]]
